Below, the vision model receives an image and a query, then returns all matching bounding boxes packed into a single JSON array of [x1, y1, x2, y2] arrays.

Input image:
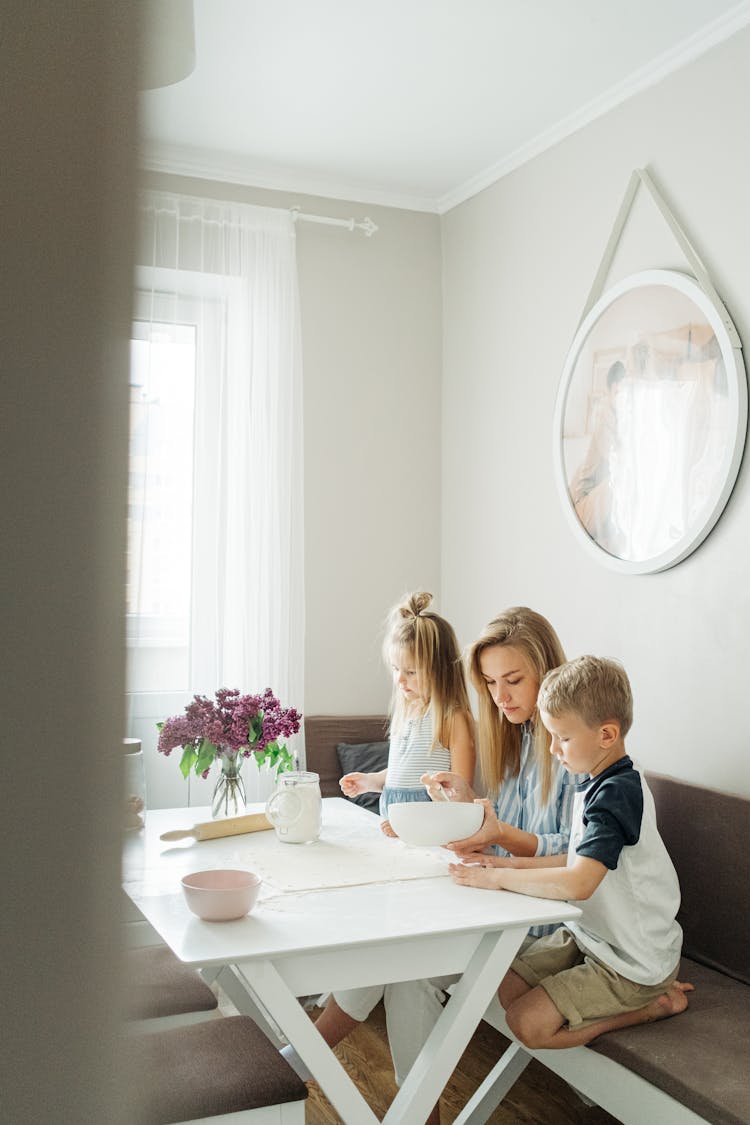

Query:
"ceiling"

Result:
[[139, 0, 750, 214]]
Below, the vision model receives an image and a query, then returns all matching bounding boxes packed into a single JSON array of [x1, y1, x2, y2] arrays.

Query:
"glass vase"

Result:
[[211, 750, 246, 819]]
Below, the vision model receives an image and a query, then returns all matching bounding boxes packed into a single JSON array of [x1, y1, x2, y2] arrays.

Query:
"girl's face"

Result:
[[390, 646, 423, 703], [478, 644, 539, 724]]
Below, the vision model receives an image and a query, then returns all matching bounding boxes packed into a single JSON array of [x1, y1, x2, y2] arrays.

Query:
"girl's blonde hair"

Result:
[[467, 607, 566, 804], [384, 591, 471, 751]]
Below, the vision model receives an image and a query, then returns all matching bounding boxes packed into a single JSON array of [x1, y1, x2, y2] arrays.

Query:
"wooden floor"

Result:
[[302, 1002, 621, 1125]]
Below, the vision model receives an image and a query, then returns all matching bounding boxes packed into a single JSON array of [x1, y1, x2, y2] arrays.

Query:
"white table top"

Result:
[[123, 799, 579, 977]]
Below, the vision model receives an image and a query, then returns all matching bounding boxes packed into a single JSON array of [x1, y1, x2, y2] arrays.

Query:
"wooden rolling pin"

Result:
[[160, 812, 271, 842]]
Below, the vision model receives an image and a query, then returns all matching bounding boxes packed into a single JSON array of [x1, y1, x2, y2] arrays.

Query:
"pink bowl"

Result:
[[181, 869, 261, 921]]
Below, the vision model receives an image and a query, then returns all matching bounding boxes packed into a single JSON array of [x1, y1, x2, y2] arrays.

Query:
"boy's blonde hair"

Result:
[[384, 591, 472, 751], [538, 655, 633, 737], [467, 607, 566, 805]]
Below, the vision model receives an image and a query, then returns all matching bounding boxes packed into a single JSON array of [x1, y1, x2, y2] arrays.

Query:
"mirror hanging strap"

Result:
[[580, 166, 741, 349]]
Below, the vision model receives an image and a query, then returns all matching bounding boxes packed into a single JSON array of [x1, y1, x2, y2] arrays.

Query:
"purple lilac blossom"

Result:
[[157, 688, 302, 758]]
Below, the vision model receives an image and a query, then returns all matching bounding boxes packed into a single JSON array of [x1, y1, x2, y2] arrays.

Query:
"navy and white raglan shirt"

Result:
[[566, 756, 682, 985]]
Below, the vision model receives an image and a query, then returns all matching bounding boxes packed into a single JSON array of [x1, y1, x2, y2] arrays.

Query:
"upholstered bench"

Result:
[[126, 1014, 308, 1124], [124, 945, 219, 1030], [473, 773, 750, 1125]]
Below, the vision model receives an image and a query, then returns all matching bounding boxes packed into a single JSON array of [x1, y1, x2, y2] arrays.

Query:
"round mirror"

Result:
[[553, 269, 747, 573]]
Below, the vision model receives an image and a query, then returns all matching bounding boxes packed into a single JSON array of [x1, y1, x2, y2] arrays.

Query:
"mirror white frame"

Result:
[[553, 269, 747, 574]]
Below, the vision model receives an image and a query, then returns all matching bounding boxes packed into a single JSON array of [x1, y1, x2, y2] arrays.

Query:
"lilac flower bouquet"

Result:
[[157, 687, 302, 780]]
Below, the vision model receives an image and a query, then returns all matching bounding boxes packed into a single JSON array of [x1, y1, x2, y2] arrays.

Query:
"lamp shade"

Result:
[[139, 0, 195, 90]]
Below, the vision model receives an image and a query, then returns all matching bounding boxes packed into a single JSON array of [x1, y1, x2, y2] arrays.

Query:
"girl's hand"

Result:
[[339, 772, 371, 797], [380, 819, 397, 838], [446, 799, 503, 856], [420, 771, 476, 803]]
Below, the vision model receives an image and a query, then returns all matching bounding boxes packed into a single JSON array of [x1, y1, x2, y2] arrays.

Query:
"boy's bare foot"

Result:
[[645, 980, 694, 1021]]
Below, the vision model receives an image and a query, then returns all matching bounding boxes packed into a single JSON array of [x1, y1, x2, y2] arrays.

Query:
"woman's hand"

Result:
[[445, 798, 504, 856], [380, 819, 397, 838], [420, 771, 476, 803], [339, 772, 371, 797]]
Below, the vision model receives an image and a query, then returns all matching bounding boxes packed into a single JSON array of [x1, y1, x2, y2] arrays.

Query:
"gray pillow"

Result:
[[336, 740, 389, 814]]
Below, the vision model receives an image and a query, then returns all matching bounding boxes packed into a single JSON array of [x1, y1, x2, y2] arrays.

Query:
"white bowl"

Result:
[[388, 801, 484, 847], [181, 869, 261, 921]]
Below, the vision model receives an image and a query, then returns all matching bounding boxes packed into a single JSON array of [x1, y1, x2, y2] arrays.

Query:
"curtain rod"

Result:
[[290, 207, 378, 237]]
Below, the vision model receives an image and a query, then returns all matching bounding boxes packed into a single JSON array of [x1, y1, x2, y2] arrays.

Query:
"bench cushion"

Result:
[[646, 772, 750, 984], [124, 946, 218, 1020], [336, 740, 389, 812], [128, 1015, 308, 1124], [590, 957, 750, 1125]]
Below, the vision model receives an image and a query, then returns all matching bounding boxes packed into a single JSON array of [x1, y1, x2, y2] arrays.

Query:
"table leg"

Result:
[[452, 1042, 532, 1124], [384, 928, 527, 1125], [236, 958, 381, 1125], [212, 964, 287, 1046]]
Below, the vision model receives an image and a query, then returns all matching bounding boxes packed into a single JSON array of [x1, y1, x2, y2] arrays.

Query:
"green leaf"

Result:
[[259, 742, 294, 774], [195, 740, 217, 776], [247, 714, 263, 746], [179, 746, 197, 779], [156, 721, 164, 731], [276, 745, 294, 774]]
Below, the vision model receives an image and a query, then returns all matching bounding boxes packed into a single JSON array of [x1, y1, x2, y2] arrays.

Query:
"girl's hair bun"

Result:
[[399, 591, 433, 619]]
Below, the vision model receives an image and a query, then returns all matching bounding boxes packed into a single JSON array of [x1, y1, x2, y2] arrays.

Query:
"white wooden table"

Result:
[[123, 798, 580, 1124]]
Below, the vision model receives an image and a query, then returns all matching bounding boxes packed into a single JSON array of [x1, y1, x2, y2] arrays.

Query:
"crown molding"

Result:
[[138, 142, 440, 214], [140, 1, 750, 219], [437, 0, 750, 214]]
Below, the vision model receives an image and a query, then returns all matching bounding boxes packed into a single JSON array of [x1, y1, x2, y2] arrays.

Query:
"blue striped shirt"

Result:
[[492, 724, 583, 936]]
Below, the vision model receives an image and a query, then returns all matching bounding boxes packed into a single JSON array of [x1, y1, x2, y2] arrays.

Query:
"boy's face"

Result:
[[541, 708, 620, 777]]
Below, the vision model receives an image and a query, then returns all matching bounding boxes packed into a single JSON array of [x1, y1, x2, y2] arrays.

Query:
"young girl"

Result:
[[339, 590, 475, 831], [281, 592, 474, 1083]]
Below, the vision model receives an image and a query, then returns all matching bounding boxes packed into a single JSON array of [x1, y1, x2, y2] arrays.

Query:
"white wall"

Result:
[[140, 172, 442, 737], [441, 28, 750, 797]]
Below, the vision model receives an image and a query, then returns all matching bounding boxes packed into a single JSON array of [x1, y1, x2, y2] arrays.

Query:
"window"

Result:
[[129, 193, 305, 808], [126, 296, 201, 694], [128, 321, 196, 636]]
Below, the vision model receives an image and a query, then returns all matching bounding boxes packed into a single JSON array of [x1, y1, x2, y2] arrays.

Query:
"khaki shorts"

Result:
[[511, 927, 679, 1030]]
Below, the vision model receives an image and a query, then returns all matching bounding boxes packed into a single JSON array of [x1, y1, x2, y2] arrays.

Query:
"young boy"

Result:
[[449, 655, 692, 1050]]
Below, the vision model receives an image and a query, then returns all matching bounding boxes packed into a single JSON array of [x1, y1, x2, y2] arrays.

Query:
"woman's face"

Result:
[[478, 644, 539, 724]]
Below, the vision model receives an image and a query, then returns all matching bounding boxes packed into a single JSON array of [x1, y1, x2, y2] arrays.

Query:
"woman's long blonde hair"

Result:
[[384, 591, 472, 750], [467, 607, 565, 804]]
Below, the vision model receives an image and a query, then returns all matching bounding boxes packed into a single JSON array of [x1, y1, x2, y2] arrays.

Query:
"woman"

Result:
[[427, 605, 579, 871]]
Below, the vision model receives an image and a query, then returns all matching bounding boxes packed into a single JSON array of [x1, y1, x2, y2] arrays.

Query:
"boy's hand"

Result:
[[449, 861, 506, 890], [380, 818, 397, 838], [420, 771, 475, 803], [457, 852, 513, 868], [339, 772, 370, 797], [446, 799, 502, 856]]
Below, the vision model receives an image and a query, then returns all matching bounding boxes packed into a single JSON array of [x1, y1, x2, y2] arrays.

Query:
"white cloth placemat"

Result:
[[234, 813, 451, 892]]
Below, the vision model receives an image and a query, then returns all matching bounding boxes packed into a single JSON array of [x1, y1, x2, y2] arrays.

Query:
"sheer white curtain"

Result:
[[129, 190, 304, 791]]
